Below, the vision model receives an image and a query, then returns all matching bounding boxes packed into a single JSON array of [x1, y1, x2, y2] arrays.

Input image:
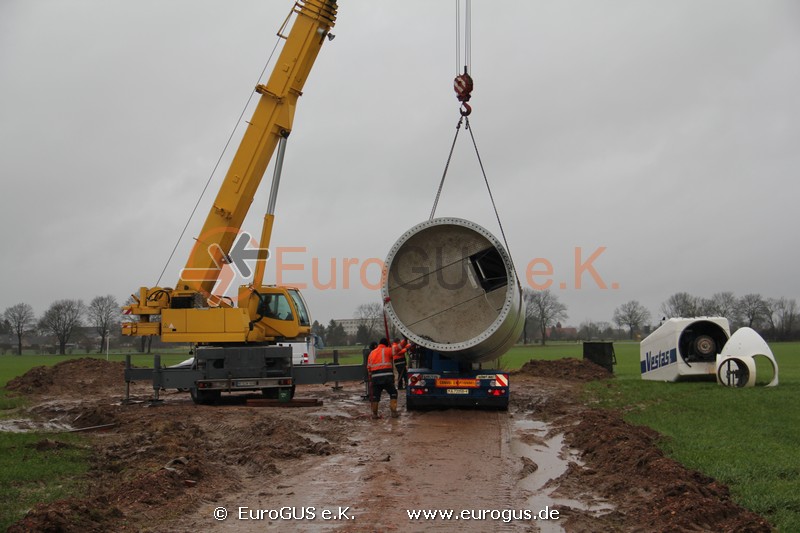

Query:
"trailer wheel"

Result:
[[190, 387, 220, 405], [262, 388, 279, 399], [406, 397, 418, 411]]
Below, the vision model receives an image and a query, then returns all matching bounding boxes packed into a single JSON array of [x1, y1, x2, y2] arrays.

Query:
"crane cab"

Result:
[[123, 285, 310, 344], [240, 285, 311, 342]]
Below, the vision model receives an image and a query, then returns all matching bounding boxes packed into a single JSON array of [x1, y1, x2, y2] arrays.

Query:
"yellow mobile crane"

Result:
[[122, 0, 362, 404]]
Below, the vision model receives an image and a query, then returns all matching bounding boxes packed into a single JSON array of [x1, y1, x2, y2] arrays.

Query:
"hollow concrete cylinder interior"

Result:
[[382, 218, 525, 363]]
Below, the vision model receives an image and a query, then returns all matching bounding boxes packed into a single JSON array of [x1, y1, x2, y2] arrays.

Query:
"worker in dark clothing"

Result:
[[392, 338, 409, 389], [367, 338, 398, 418]]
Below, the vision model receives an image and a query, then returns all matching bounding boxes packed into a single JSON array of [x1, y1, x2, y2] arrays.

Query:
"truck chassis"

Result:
[[124, 345, 364, 405]]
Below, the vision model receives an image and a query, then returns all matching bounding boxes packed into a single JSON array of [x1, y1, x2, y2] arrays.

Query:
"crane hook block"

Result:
[[454, 67, 474, 116], [454, 70, 474, 104]]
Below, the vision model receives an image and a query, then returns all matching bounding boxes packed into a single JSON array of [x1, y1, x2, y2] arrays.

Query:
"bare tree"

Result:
[[355, 302, 383, 338], [523, 289, 568, 346], [660, 292, 698, 319], [778, 298, 798, 339], [703, 291, 739, 318], [3, 303, 36, 355], [613, 300, 651, 339], [578, 320, 600, 341], [522, 314, 540, 344], [765, 297, 797, 340], [596, 321, 614, 340], [87, 295, 119, 353], [39, 299, 85, 355], [737, 293, 769, 329]]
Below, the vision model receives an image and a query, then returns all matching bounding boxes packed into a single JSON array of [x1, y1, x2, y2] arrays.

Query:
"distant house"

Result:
[[331, 318, 398, 344], [0, 333, 55, 354], [545, 325, 578, 341], [332, 318, 370, 337]]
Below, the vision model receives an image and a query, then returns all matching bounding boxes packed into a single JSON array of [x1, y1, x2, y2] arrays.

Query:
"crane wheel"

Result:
[[190, 387, 221, 405]]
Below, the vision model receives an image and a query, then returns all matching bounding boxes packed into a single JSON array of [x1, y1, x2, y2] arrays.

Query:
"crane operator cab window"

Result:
[[257, 290, 310, 325], [258, 293, 294, 321], [287, 289, 310, 327]]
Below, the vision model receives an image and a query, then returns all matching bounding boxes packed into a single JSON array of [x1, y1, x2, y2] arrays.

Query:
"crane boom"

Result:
[[179, 0, 336, 297], [122, 0, 337, 346]]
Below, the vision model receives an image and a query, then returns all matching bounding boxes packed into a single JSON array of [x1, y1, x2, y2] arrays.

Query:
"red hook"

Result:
[[454, 67, 474, 116]]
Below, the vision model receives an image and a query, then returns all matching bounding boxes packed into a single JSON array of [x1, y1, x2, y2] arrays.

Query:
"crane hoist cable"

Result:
[[154, 36, 283, 288], [429, 0, 520, 288], [384, 4, 477, 334], [428, 116, 517, 279], [455, 0, 471, 76], [454, 0, 473, 117]]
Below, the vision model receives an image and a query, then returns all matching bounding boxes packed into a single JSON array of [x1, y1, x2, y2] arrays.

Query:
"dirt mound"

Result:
[[8, 470, 189, 533], [517, 357, 613, 382], [9, 394, 344, 532], [564, 408, 771, 531], [7, 496, 123, 533], [513, 380, 772, 532], [6, 358, 125, 396]]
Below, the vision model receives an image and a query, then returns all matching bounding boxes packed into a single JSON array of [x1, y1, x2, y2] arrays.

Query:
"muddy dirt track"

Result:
[[6, 358, 771, 532]]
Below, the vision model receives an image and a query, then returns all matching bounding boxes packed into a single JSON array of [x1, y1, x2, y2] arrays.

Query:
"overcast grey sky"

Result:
[[1, 0, 799, 328]]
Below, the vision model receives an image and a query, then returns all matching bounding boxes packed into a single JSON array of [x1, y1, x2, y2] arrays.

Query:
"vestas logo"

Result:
[[641, 348, 677, 373]]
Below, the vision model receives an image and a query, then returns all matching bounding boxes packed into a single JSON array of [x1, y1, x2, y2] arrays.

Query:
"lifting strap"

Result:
[[428, 115, 518, 283]]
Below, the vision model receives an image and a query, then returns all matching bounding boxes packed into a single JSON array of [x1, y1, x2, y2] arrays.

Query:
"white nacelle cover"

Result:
[[640, 317, 731, 382]]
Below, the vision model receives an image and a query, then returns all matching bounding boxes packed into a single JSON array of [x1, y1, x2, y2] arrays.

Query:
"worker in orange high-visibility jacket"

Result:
[[367, 338, 398, 418], [392, 338, 410, 390]]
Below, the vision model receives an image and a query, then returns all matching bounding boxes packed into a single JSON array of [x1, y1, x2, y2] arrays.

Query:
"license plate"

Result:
[[236, 380, 257, 387], [446, 388, 469, 395], [437, 378, 479, 388]]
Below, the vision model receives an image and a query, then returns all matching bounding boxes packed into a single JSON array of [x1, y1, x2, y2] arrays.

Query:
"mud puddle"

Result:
[[511, 417, 613, 532], [0, 418, 74, 433]]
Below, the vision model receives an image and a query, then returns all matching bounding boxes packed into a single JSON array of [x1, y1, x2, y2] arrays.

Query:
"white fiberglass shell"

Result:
[[382, 218, 524, 363], [716, 327, 779, 387], [640, 317, 731, 382]]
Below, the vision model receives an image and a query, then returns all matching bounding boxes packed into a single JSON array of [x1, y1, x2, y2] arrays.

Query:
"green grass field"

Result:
[[0, 352, 191, 530], [1, 343, 797, 530], [0, 431, 90, 530], [582, 341, 800, 532]]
